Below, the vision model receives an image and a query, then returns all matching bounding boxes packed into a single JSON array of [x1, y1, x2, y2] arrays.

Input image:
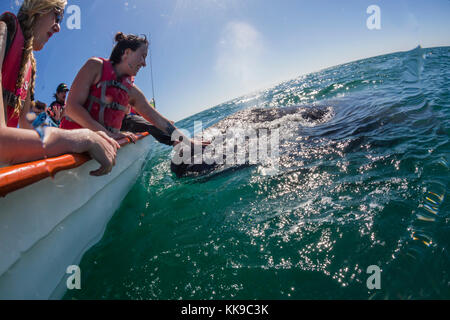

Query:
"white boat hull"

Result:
[[0, 136, 155, 299]]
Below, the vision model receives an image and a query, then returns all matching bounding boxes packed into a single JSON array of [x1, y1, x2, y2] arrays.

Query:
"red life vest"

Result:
[[1, 12, 32, 127], [60, 58, 133, 133]]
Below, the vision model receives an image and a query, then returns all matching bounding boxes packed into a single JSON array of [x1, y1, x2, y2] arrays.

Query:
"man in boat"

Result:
[[32, 101, 63, 128], [60, 32, 209, 150], [32, 82, 67, 128], [50, 83, 68, 109], [47, 82, 68, 124], [0, 0, 119, 175]]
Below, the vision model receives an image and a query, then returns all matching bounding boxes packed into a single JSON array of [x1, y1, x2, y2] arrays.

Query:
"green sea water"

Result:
[[64, 46, 450, 300]]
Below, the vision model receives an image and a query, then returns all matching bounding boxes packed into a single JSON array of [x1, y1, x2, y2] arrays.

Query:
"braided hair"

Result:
[[13, 0, 67, 115]]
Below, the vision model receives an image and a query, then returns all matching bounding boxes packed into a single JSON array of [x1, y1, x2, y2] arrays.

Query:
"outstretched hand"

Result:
[[88, 131, 121, 176]]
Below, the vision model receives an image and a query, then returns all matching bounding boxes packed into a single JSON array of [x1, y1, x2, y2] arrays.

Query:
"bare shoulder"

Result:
[[85, 57, 103, 70], [79, 57, 103, 83]]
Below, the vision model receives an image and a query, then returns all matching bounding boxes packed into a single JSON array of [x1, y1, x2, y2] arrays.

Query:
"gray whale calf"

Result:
[[171, 105, 333, 178]]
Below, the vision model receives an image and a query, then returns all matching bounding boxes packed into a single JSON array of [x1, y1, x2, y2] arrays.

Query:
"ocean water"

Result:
[[64, 46, 450, 300]]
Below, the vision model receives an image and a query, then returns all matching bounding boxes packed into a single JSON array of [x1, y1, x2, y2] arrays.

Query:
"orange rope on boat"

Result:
[[0, 132, 150, 198]]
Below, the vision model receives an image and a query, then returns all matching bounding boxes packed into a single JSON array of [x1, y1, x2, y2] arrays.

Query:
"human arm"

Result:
[[0, 126, 120, 176], [129, 84, 209, 146]]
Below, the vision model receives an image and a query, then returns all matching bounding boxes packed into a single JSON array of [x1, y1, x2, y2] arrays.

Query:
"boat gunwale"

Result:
[[0, 132, 150, 198]]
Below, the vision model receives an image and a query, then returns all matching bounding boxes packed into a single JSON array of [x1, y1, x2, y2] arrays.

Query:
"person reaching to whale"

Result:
[[60, 32, 209, 150]]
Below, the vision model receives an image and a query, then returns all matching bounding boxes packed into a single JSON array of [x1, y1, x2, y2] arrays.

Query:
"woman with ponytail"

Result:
[[0, 0, 120, 176], [61, 32, 209, 150]]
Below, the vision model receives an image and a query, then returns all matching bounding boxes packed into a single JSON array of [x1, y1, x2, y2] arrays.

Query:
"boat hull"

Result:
[[0, 136, 155, 299]]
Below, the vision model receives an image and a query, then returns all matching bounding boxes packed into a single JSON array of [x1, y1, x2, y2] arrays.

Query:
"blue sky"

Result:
[[2, 0, 450, 121]]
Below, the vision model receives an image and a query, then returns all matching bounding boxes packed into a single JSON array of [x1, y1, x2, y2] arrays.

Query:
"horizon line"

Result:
[[176, 43, 450, 123]]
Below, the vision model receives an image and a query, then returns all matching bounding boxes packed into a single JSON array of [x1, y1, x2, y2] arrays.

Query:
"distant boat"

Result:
[[0, 133, 155, 299]]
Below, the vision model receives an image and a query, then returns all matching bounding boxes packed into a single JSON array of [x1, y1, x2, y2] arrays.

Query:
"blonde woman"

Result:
[[0, 0, 119, 176]]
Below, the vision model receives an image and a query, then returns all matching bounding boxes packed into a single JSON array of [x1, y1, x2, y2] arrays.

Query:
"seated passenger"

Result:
[[32, 102, 62, 128], [43, 82, 69, 127], [60, 32, 209, 149], [50, 83, 69, 111], [0, 0, 119, 175]]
